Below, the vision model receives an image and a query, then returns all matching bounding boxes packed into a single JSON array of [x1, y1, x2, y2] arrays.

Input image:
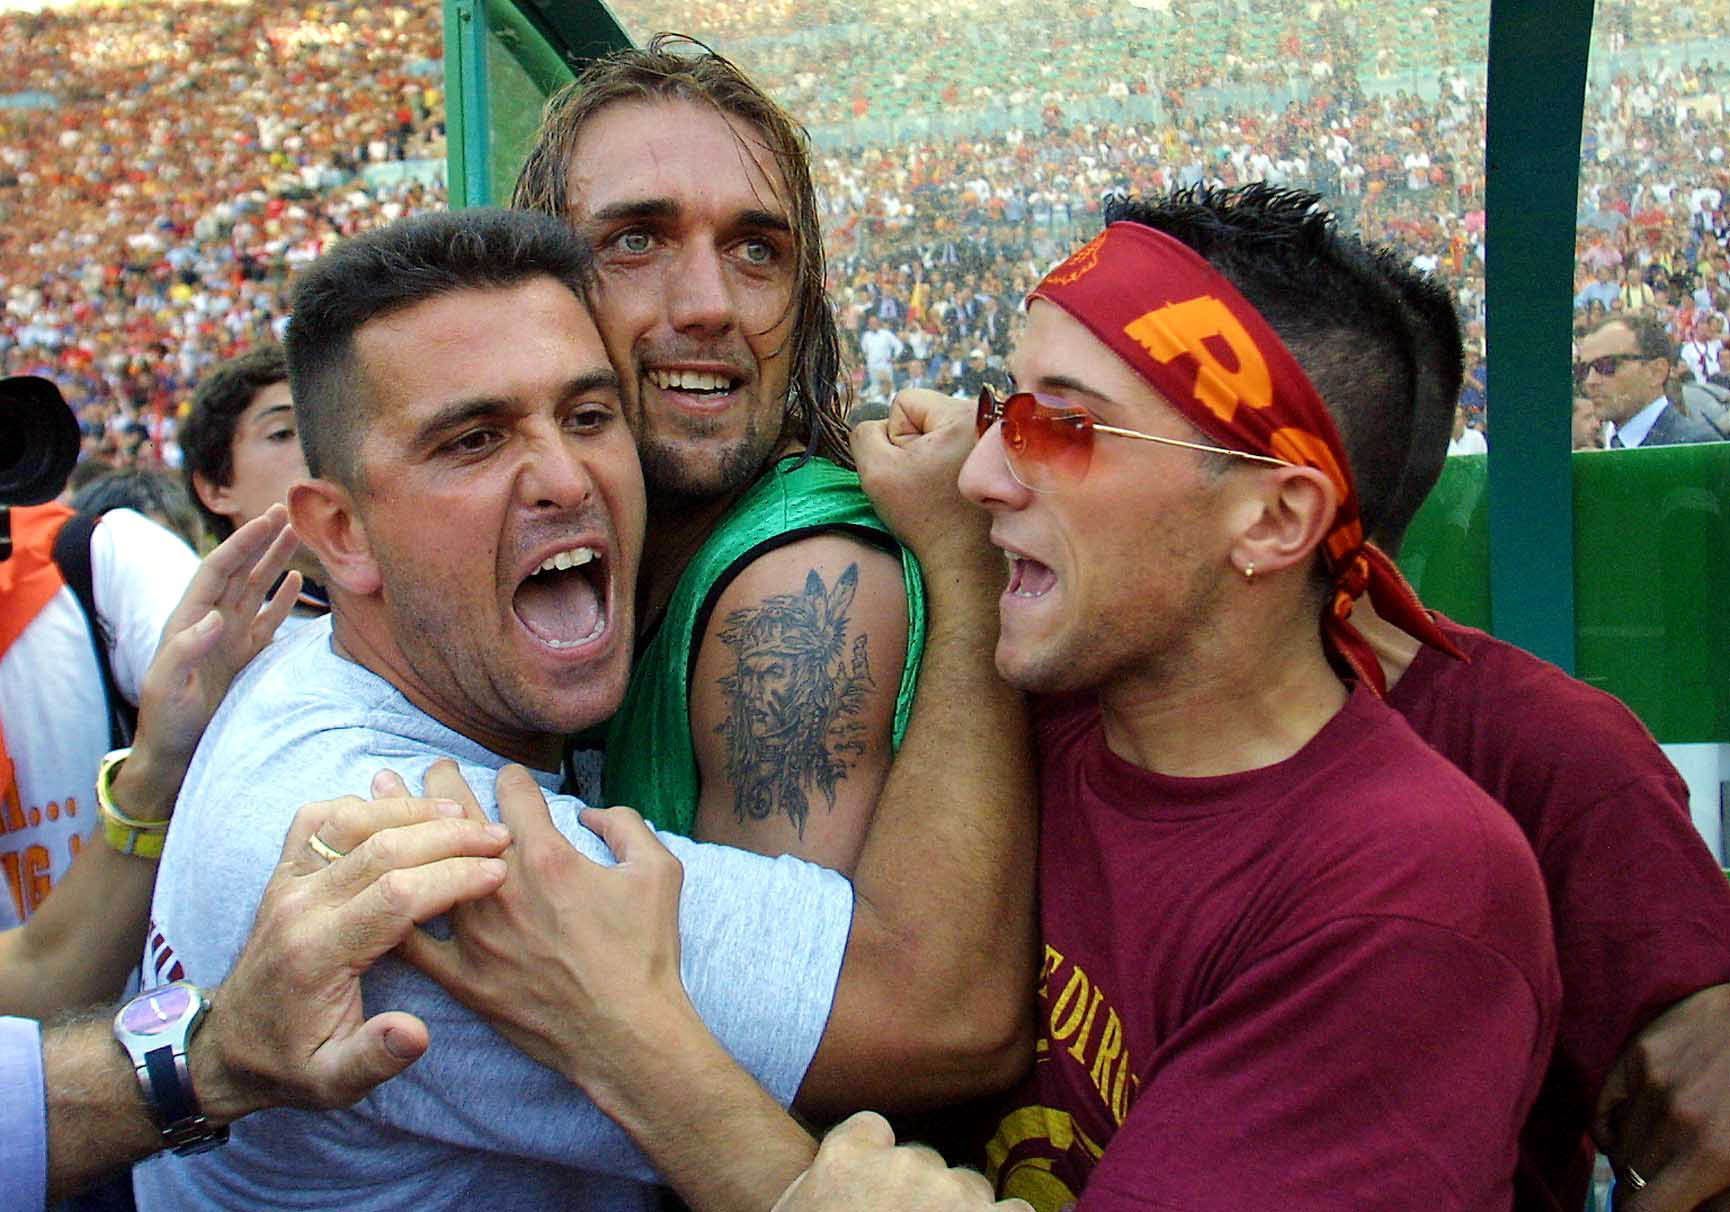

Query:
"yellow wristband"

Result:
[[97, 748, 168, 860]]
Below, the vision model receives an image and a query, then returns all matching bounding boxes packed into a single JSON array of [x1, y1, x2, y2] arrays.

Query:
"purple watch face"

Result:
[[119, 985, 195, 1037]]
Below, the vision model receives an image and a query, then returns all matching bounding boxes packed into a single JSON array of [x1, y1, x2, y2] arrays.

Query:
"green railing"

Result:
[[442, 0, 631, 207], [1402, 445, 1730, 742]]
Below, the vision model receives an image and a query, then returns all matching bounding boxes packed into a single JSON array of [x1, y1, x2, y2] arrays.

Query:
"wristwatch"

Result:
[[112, 981, 229, 1154]]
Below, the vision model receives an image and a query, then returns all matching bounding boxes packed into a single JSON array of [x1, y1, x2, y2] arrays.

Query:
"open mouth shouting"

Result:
[[512, 542, 612, 653], [1003, 548, 1058, 601]]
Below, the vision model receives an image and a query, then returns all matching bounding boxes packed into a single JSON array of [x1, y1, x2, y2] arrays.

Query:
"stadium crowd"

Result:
[[4, 8, 1730, 1212], [0, 0, 445, 487], [622, 0, 1729, 447], [2, 0, 1726, 474]]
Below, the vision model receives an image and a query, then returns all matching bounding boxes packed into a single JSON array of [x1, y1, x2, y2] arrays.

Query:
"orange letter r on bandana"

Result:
[[1123, 297, 1273, 424]]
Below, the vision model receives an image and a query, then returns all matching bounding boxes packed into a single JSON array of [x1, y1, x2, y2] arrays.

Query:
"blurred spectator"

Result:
[[957, 347, 1002, 397], [1572, 394, 1605, 450], [1446, 404, 1487, 456], [1682, 312, 1726, 385], [178, 345, 328, 621], [61, 457, 116, 500], [71, 467, 202, 549], [1683, 378, 1730, 438], [179, 346, 299, 543], [115, 422, 152, 468], [1576, 265, 1621, 311], [858, 313, 905, 399], [0, 498, 197, 930]]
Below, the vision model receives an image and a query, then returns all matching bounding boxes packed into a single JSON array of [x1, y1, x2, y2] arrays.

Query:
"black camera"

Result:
[[1, 374, 79, 507]]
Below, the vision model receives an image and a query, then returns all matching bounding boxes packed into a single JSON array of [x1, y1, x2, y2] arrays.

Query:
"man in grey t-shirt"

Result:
[[136, 210, 852, 1210]]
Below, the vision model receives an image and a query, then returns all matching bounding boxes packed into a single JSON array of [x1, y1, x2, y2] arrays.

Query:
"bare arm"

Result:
[[795, 390, 1037, 1117], [691, 410, 1036, 1112], [690, 537, 908, 874], [0, 508, 301, 1018], [1594, 983, 1730, 1211], [0, 751, 183, 1018]]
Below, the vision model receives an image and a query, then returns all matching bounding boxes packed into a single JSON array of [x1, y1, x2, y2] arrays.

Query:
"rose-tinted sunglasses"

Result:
[[975, 386, 1290, 492]]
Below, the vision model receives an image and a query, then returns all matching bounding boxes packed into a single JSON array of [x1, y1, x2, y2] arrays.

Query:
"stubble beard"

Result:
[[375, 549, 569, 750], [637, 400, 787, 506]]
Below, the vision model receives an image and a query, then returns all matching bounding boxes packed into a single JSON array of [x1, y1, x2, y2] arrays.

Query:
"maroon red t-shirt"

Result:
[[1390, 615, 1730, 1212], [990, 686, 1560, 1211]]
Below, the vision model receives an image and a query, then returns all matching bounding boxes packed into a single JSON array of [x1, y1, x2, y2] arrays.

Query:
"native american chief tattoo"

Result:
[[714, 563, 875, 835]]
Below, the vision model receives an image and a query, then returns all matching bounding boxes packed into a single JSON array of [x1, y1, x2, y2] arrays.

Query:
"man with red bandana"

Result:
[[849, 193, 1730, 1208], [951, 187, 1558, 1209]]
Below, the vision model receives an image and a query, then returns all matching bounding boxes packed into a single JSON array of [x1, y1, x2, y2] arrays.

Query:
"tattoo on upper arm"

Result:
[[713, 563, 875, 836]]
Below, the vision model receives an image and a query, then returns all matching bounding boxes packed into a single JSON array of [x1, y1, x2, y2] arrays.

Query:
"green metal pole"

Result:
[[485, 0, 577, 94], [1482, 0, 1594, 672], [443, 0, 493, 208], [509, 0, 634, 67]]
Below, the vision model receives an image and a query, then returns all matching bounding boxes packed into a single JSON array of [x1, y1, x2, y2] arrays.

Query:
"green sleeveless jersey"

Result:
[[602, 455, 928, 836]]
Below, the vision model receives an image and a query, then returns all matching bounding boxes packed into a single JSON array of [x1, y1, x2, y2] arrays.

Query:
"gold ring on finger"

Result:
[[307, 833, 347, 863]]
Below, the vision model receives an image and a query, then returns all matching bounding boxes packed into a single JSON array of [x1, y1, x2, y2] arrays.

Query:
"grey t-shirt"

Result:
[[134, 619, 852, 1210]]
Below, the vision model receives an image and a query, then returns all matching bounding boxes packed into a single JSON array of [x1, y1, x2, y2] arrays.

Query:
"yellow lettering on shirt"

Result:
[[1036, 952, 1142, 1133], [1037, 943, 1065, 999], [1048, 967, 1091, 1042], [1065, 987, 1106, 1063]]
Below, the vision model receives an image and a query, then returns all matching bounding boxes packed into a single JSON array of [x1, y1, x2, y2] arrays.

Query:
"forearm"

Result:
[[41, 986, 267, 1202], [803, 543, 1037, 1115], [42, 1017, 167, 1200], [0, 751, 179, 1018], [577, 998, 817, 1212]]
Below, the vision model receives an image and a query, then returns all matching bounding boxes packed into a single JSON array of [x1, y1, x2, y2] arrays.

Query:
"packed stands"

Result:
[[2, 0, 1726, 460], [610, 0, 1727, 436], [0, 0, 445, 472]]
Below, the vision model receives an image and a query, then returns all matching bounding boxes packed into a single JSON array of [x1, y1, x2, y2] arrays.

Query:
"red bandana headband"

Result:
[[1029, 222, 1461, 695]]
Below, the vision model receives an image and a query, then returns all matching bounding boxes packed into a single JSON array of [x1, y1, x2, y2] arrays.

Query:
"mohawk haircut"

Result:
[[1367, 245, 1465, 554], [1104, 184, 1429, 546]]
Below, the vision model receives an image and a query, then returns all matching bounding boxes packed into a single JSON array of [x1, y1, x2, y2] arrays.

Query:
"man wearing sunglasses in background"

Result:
[[1576, 313, 1721, 448]]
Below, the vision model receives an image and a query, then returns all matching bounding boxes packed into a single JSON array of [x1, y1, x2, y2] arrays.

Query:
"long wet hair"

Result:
[[513, 34, 853, 468]]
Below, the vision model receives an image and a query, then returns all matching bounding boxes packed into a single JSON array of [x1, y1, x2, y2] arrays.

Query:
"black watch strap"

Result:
[[114, 981, 229, 1155], [143, 1045, 196, 1126], [140, 1041, 228, 1153]]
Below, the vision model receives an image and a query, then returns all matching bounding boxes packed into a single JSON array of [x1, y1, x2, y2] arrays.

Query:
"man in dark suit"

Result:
[[1577, 313, 1721, 447]]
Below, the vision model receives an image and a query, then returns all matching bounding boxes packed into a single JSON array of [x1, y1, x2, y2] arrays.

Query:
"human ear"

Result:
[[1226, 466, 1338, 579], [191, 470, 237, 522], [287, 478, 380, 595]]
